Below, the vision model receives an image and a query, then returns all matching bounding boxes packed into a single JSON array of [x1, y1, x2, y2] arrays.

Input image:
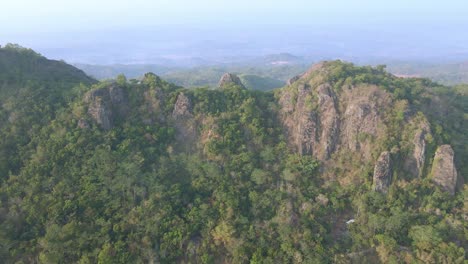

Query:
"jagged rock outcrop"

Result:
[[172, 92, 192, 118], [405, 122, 431, 177], [83, 85, 128, 130], [279, 83, 318, 155], [84, 88, 113, 130], [431, 145, 458, 195], [218, 73, 245, 88], [279, 66, 391, 162], [340, 86, 391, 160], [316, 84, 339, 159], [141, 89, 165, 125], [172, 93, 197, 149], [286, 75, 300, 86], [373, 151, 393, 193]]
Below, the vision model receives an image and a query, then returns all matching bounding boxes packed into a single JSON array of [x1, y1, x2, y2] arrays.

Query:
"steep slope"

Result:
[[0, 44, 95, 180], [0, 52, 465, 263], [277, 61, 466, 188]]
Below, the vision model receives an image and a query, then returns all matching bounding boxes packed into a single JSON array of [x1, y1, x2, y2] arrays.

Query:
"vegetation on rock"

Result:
[[0, 47, 466, 263]]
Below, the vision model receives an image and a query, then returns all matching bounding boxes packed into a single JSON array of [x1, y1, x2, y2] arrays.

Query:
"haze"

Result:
[[2, 0, 468, 64]]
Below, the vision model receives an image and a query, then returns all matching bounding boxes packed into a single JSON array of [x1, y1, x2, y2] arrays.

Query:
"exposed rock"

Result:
[[279, 81, 391, 163], [172, 92, 192, 118], [218, 73, 245, 88], [172, 93, 197, 150], [142, 89, 165, 125], [373, 151, 393, 193], [286, 75, 301, 86], [83, 85, 128, 130], [77, 119, 90, 129], [84, 88, 113, 130], [405, 122, 431, 177], [317, 84, 339, 159], [279, 83, 318, 155], [341, 86, 391, 160], [431, 145, 458, 195]]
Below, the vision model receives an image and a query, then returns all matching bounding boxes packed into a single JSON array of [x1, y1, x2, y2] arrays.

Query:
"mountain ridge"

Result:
[[0, 49, 465, 263]]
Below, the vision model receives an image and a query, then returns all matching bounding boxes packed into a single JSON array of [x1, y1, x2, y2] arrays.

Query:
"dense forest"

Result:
[[0, 45, 466, 263]]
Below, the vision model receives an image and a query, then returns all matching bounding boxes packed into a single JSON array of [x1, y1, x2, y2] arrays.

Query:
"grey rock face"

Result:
[[172, 92, 192, 118], [172, 93, 197, 149], [85, 88, 113, 130], [317, 84, 339, 159], [287, 75, 301, 86], [340, 86, 391, 160], [279, 81, 391, 163], [83, 85, 128, 130], [373, 151, 393, 193], [218, 73, 245, 88], [405, 122, 431, 178], [279, 83, 318, 155], [431, 145, 458, 195]]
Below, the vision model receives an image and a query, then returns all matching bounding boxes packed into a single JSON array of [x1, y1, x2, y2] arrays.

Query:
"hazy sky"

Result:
[[2, 0, 467, 32], [2, 0, 468, 64]]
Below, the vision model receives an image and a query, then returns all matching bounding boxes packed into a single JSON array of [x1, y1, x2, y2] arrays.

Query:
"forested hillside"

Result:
[[0, 46, 466, 263]]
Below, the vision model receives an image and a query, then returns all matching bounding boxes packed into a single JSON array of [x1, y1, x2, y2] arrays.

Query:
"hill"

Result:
[[0, 44, 95, 182], [0, 49, 466, 263]]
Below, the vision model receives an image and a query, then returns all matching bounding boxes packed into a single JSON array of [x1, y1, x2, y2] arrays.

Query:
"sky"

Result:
[[2, 0, 467, 32], [1, 0, 468, 64]]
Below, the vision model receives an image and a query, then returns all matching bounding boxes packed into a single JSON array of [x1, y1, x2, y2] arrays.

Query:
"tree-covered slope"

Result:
[[0, 51, 466, 263], [0, 44, 96, 181]]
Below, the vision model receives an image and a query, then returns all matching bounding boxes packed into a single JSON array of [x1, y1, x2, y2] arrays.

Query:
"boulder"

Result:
[[431, 145, 458, 195]]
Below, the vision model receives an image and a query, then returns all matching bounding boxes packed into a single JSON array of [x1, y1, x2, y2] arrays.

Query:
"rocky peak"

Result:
[[172, 92, 197, 151], [83, 85, 128, 130], [431, 145, 458, 195], [287, 62, 326, 85], [218, 73, 245, 88], [373, 151, 393, 193], [172, 92, 193, 118]]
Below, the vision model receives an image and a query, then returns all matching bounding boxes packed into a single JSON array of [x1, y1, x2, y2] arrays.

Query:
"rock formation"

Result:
[[373, 151, 393, 193], [316, 83, 339, 159], [83, 85, 128, 130], [279, 83, 318, 155], [431, 145, 458, 195], [218, 73, 245, 88], [340, 86, 391, 160], [172, 93, 197, 149], [172, 92, 193, 118], [405, 122, 431, 178], [286, 75, 300, 86], [279, 63, 391, 162]]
